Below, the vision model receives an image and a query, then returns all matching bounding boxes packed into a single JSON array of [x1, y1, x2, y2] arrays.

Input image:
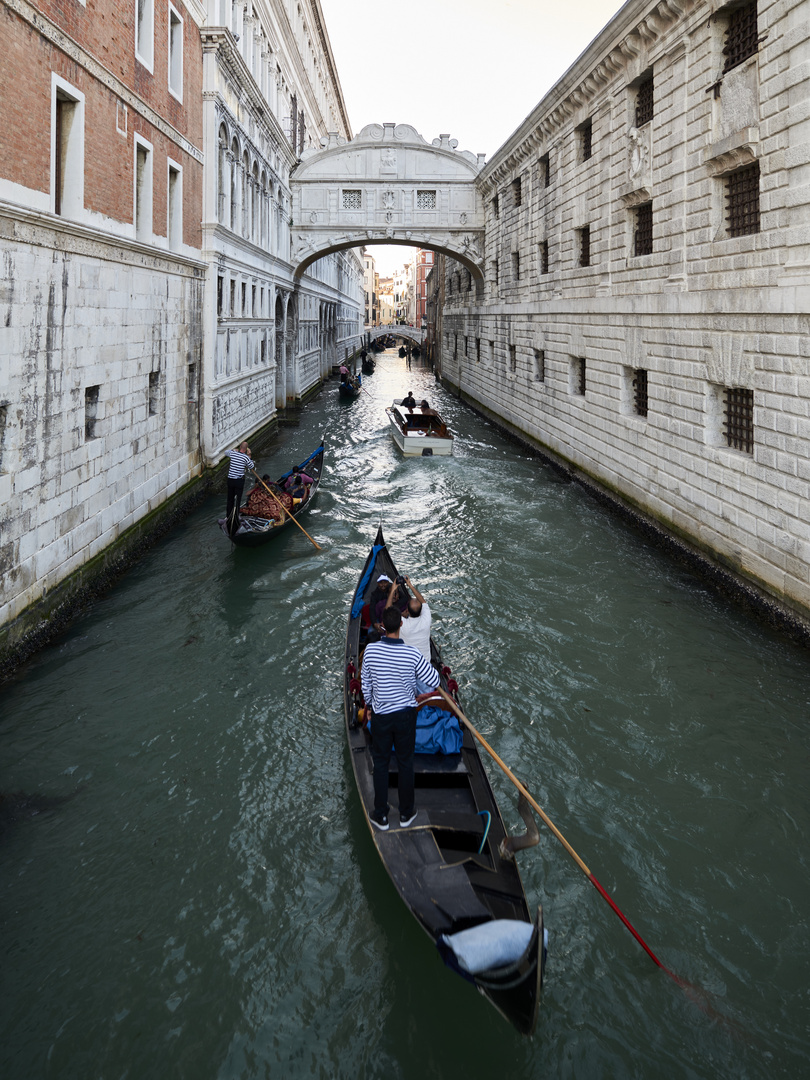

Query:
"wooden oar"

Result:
[[436, 688, 680, 983], [250, 470, 321, 551]]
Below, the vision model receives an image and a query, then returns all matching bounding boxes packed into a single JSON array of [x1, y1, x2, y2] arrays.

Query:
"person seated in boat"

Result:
[[284, 465, 314, 500], [397, 577, 432, 662], [401, 391, 416, 409]]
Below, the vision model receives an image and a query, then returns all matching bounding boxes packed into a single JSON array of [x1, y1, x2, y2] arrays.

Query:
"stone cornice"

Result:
[[480, 0, 696, 192], [307, 0, 353, 138], [6, 0, 204, 165], [202, 28, 296, 170]]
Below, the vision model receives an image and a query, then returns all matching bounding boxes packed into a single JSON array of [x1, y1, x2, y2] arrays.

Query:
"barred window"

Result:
[[635, 75, 654, 127], [579, 118, 593, 161], [726, 162, 760, 236], [534, 349, 546, 382], [634, 202, 653, 256], [494, 258, 499, 284], [539, 240, 549, 275], [85, 384, 100, 440], [476, 338, 481, 362], [578, 226, 591, 267], [492, 194, 499, 218], [723, 1, 758, 74], [633, 369, 648, 417], [416, 189, 436, 210], [724, 386, 754, 452], [540, 152, 551, 188], [512, 177, 522, 207], [576, 358, 586, 395], [509, 345, 517, 373], [512, 252, 520, 281], [342, 189, 361, 209]]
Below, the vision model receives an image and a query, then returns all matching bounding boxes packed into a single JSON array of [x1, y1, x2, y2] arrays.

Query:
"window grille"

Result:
[[635, 75, 654, 127], [85, 385, 99, 440], [723, 1, 758, 73], [509, 345, 517, 373], [540, 153, 551, 188], [476, 338, 481, 362], [634, 202, 653, 256], [580, 119, 593, 161], [417, 189, 436, 210], [492, 194, 499, 218], [633, 368, 648, 417], [342, 189, 361, 209], [534, 350, 545, 382], [512, 252, 520, 281], [577, 358, 586, 395], [148, 371, 159, 415], [512, 177, 522, 207], [494, 258, 499, 284], [726, 162, 760, 236], [724, 387, 754, 452], [539, 240, 549, 275], [579, 226, 590, 267]]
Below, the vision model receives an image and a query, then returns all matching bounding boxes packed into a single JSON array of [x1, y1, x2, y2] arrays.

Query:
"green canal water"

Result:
[[2, 353, 809, 1078]]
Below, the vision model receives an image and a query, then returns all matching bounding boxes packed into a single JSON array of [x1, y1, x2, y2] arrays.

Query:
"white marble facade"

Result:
[[437, 0, 810, 620]]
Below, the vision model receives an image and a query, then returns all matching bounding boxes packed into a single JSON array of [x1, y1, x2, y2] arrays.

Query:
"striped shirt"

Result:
[[226, 450, 255, 480], [361, 637, 440, 715]]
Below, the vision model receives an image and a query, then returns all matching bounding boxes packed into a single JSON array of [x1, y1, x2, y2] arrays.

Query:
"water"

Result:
[[2, 352, 809, 1079]]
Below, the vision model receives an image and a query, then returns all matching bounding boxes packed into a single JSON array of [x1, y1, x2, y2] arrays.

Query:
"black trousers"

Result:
[[371, 707, 417, 819], [226, 477, 246, 534]]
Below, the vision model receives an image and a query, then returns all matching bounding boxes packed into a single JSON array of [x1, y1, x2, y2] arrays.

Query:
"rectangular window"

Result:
[[241, 282, 247, 315], [494, 258, 499, 285], [342, 189, 361, 209], [538, 241, 549, 276], [168, 6, 183, 101], [723, 1, 758, 74], [492, 194, 499, 219], [167, 161, 182, 249], [416, 190, 436, 209], [512, 177, 522, 207], [724, 387, 754, 452], [476, 338, 481, 363], [252, 284, 257, 316], [85, 385, 100, 440], [534, 350, 546, 383], [571, 357, 586, 395], [261, 338, 267, 364], [579, 118, 593, 161], [540, 152, 551, 188], [578, 226, 591, 267], [134, 137, 153, 242], [0, 402, 9, 471], [634, 202, 653, 256], [135, 0, 155, 71], [229, 279, 236, 315], [52, 77, 84, 219], [148, 371, 160, 416], [217, 275, 223, 316], [633, 368, 649, 417], [512, 252, 520, 281], [489, 341, 495, 367], [509, 345, 517, 373], [187, 363, 198, 402], [635, 75, 654, 127], [726, 162, 760, 236]]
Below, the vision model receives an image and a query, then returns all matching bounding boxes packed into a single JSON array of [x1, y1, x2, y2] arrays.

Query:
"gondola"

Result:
[[338, 377, 361, 399], [217, 441, 324, 548], [343, 527, 546, 1034], [361, 355, 376, 375]]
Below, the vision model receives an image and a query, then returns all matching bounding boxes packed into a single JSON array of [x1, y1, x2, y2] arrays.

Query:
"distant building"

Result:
[[415, 249, 434, 329]]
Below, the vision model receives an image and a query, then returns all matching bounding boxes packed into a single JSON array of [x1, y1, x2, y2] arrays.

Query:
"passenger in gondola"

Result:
[[284, 464, 314, 505], [398, 577, 432, 662], [402, 391, 416, 409]]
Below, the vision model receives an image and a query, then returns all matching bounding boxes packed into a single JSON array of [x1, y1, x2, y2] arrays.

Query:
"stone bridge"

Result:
[[290, 123, 486, 282], [366, 325, 425, 346]]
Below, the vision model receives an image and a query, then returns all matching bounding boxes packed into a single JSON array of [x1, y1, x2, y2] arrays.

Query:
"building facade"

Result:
[[437, 0, 810, 622], [363, 249, 378, 325], [0, 0, 207, 637], [200, 0, 363, 463]]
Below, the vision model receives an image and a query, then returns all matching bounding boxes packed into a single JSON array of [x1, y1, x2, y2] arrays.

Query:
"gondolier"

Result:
[[224, 442, 255, 536], [361, 605, 440, 831]]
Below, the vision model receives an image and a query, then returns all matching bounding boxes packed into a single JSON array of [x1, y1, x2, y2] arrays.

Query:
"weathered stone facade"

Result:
[[437, 0, 810, 622]]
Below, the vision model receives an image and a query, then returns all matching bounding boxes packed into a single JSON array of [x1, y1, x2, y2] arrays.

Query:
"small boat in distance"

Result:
[[343, 527, 546, 1034], [386, 400, 453, 456], [217, 441, 324, 547]]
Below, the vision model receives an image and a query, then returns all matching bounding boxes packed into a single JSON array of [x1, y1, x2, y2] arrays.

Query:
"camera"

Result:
[[395, 575, 406, 586]]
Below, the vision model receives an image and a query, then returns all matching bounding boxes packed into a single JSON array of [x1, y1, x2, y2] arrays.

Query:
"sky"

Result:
[[318, 0, 626, 275]]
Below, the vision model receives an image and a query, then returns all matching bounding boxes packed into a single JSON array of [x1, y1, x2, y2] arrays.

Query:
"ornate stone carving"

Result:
[[628, 126, 649, 179]]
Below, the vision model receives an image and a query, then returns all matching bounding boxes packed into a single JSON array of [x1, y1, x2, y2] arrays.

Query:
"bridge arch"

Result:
[[290, 123, 486, 283], [367, 325, 425, 347]]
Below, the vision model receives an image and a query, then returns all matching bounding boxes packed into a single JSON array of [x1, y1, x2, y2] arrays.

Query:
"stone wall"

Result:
[[438, 0, 810, 621]]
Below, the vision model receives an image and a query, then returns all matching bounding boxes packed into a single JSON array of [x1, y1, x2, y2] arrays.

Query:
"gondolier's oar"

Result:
[[250, 470, 321, 551], [437, 688, 681, 984]]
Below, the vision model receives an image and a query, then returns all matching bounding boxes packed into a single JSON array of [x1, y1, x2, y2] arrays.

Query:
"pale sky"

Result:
[[318, 0, 626, 275]]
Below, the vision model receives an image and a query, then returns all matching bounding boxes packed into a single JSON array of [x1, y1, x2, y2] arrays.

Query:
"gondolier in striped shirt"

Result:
[[361, 604, 440, 831], [224, 441, 255, 536]]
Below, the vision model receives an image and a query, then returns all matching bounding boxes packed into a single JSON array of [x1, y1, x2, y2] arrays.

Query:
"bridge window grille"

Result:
[[417, 189, 436, 210], [726, 163, 760, 236], [342, 189, 361, 209], [633, 368, 648, 416], [539, 240, 549, 275], [512, 177, 522, 207], [578, 226, 591, 267], [723, 1, 758, 73], [579, 118, 593, 161], [724, 387, 754, 452], [635, 75, 654, 127], [634, 202, 653, 256]]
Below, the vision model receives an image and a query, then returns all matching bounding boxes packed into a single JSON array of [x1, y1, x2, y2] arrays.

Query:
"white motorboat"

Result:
[[386, 401, 454, 456]]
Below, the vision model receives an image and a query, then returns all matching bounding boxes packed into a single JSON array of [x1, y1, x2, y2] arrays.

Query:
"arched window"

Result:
[[218, 124, 229, 225]]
